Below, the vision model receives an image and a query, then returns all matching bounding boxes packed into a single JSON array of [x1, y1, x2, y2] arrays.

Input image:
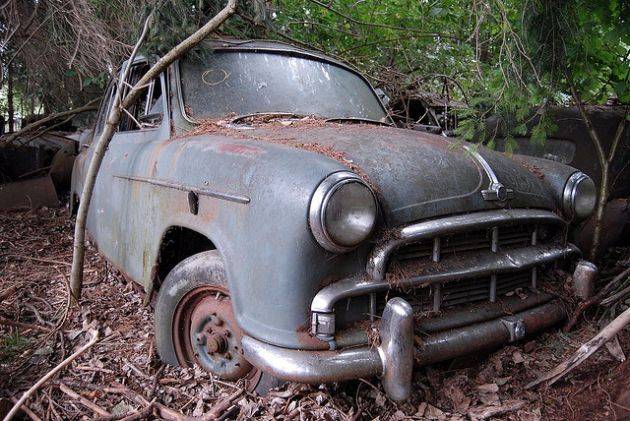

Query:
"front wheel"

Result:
[[154, 251, 258, 382]]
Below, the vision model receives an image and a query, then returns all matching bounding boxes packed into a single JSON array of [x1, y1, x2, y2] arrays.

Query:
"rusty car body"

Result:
[[71, 40, 597, 401]]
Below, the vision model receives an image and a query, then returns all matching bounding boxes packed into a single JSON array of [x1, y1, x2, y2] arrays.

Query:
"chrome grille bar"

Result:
[[312, 243, 579, 315]]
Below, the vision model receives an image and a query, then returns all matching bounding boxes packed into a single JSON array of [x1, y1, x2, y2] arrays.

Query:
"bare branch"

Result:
[[1, 99, 100, 146], [3, 329, 100, 421], [70, 0, 239, 299]]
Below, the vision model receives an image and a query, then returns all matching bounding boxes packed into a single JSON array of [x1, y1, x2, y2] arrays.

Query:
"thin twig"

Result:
[[3, 329, 100, 421], [527, 306, 630, 388]]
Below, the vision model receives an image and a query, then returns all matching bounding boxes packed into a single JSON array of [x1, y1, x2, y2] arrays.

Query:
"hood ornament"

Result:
[[463, 145, 514, 203], [482, 182, 513, 202]]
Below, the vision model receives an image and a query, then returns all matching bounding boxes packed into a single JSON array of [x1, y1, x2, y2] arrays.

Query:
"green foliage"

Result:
[[141, 0, 270, 57], [0, 333, 29, 362], [269, 0, 628, 150]]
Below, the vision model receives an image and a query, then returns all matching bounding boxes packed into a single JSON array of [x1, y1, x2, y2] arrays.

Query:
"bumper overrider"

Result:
[[242, 210, 581, 401]]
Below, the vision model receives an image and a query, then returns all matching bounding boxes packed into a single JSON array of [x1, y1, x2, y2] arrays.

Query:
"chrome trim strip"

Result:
[[311, 243, 579, 314], [368, 209, 565, 280], [114, 175, 251, 204], [174, 61, 196, 125]]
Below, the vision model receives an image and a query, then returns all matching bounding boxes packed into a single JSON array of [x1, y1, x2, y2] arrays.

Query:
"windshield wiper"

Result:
[[229, 113, 393, 127], [229, 112, 309, 124]]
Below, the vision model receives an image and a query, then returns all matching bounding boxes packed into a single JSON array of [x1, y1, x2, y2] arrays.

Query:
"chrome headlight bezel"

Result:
[[562, 171, 597, 220], [309, 171, 378, 253]]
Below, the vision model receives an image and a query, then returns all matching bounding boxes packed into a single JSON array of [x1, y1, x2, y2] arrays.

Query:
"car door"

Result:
[[82, 61, 170, 280]]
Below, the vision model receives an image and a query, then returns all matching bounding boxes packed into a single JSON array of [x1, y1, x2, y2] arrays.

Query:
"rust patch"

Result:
[[217, 143, 264, 156], [179, 117, 379, 190], [513, 157, 545, 180], [377, 227, 402, 242], [296, 321, 329, 350]]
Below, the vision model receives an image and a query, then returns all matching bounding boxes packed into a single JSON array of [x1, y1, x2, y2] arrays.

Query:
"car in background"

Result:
[[485, 105, 630, 251]]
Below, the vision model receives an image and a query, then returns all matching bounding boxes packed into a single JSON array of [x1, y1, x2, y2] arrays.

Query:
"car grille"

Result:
[[393, 224, 542, 263], [340, 222, 561, 322], [376, 269, 535, 314]]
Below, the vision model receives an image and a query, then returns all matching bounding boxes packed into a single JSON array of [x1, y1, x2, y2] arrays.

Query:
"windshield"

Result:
[[179, 51, 388, 121]]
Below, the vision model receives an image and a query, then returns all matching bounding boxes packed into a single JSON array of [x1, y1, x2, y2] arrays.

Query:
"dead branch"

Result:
[[2, 255, 72, 266], [1, 100, 99, 146], [565, 266, 630, 331], [0, 316, 52, 333], [201, 389, 244, 421], [527, 305, 630, 388], [0, 285, 19, 301], [3, 328, 99, 421], [93, 399, 156, 421], [8, 398, 41, 421], [70, 0, 238, 299], [467, 399, 525, 421], [58, 383, 111, 417]]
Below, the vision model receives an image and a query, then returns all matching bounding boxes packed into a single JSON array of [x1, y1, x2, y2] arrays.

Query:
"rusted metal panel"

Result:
[[0, 175, 59, 210]]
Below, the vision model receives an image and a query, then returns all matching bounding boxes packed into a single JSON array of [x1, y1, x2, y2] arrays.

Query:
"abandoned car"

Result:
[[71, 40, 597, 401]]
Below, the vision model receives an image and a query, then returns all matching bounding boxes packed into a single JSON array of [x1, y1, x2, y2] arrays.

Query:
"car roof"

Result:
[[128, 39, 363, 80]]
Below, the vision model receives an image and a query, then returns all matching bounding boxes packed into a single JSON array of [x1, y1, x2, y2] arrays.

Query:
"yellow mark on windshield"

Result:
[[201, 68, 230, 86]]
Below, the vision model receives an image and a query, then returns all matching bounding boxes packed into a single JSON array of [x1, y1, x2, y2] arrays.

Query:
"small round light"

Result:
[[309, 172, 378, 253], [563, 172, 597, 220]]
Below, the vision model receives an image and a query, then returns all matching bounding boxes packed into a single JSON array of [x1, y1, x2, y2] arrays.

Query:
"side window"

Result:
[[119, 63, 164, 132], [94, 81, 117, 136]]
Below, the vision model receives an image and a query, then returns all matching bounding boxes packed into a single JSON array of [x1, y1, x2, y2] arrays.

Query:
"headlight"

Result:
[[563, 172, 597, 220], [309, 171, 378, 253]]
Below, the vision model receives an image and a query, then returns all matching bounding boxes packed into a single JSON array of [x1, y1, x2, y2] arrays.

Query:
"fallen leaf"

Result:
[[467, 399, 525, 421], [477, 383, 500, 406], [513, 351, 525, 364]]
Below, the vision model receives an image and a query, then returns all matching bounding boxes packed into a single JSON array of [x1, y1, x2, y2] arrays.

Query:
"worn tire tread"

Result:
[[154, 250, 227, 367]]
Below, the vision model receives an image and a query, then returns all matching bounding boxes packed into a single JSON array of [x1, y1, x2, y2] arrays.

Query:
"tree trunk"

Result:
[[8, 63, 14, 132], [70, 0, 238, 299]]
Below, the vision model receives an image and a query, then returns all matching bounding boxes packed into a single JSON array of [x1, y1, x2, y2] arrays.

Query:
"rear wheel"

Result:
[[155, 251, 263, 387]]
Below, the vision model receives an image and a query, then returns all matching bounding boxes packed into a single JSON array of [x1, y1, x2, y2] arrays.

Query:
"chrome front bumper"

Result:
[[242, 295, 567, 401], [243, 297, 414, 401]]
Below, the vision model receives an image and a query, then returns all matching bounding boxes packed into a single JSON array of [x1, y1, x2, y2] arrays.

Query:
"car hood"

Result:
[[238, 123, 556, 226]]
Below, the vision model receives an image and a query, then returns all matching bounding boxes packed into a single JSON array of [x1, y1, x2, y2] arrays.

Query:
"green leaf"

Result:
[[513, 124, 528, 136], [504, 135, 516, 156]]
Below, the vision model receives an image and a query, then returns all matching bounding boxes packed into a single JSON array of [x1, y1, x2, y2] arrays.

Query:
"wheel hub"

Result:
[[173, 286, 254, 381]]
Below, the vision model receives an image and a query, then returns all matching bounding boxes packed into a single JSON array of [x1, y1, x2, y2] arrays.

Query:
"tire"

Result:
[[155, 250, 284, 390]]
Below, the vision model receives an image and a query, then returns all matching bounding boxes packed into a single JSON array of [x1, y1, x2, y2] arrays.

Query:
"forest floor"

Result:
[[1, 207, 629, 421]]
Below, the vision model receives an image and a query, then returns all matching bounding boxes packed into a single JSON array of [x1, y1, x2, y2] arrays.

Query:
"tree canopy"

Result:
[[1, 0, 628, 130]]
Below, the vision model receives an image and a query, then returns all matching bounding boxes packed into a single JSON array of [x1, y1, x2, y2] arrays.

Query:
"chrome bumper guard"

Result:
[[243, 297, 414, 401], [242, 296, 567, 401]]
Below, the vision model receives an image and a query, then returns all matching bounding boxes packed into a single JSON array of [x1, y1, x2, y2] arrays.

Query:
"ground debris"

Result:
[[1, 208, 629, 420]]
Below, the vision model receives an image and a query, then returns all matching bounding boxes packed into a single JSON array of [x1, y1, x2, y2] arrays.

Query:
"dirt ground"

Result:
[[1, 207, 629, 421]]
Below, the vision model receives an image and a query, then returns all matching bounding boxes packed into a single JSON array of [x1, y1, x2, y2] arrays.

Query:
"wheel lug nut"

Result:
[[195, 333, 206, 343]]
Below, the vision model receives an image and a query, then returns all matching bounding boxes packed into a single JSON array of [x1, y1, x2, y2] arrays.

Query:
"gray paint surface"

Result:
[[72, 41, 579, 350]]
